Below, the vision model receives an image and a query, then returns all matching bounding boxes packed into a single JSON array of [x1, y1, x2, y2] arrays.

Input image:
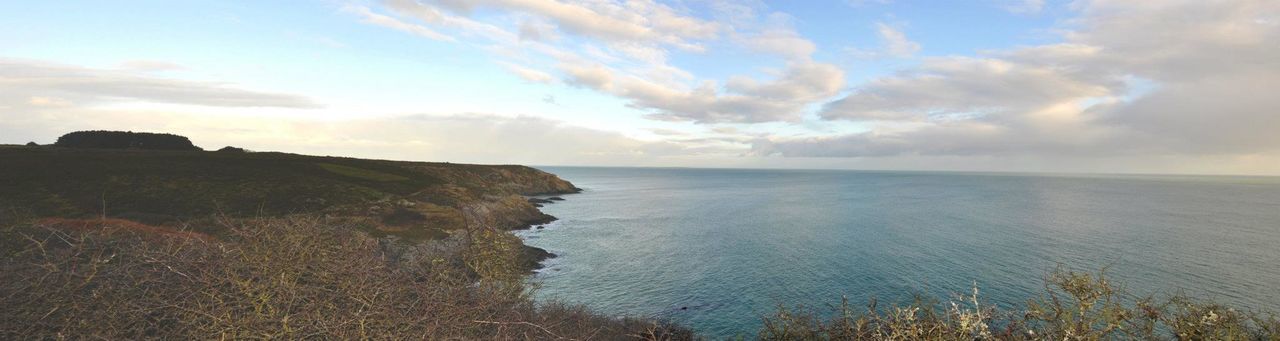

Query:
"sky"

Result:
[[2, 0, 1278, 175]]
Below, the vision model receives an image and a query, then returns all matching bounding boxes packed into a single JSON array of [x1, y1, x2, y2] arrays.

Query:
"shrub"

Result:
[[0, 216, 692, 340], [53, 130, 201, 150], [760, 268, 1280, 340]]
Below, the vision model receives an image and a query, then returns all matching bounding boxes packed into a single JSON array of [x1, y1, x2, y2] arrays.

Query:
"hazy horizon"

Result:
[[4, 1, 1279, 175]]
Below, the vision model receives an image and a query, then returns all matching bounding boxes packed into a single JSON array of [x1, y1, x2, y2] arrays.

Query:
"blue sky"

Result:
[[2, 1, 1278, 175]]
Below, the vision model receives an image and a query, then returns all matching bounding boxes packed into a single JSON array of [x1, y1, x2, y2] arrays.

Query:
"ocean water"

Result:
[[516, 167, 1280, 338]]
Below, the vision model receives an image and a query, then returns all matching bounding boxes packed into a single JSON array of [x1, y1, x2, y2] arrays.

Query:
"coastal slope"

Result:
[[0, 145, 578, 239]]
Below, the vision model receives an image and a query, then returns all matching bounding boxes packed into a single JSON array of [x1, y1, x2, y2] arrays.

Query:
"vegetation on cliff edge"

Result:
[[0, 216, 691, 339]]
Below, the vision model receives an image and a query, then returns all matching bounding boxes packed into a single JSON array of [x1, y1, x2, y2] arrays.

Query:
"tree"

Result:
[[53, 131, 202, 151]]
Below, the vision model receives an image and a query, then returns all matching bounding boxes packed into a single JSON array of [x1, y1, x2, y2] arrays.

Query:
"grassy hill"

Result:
[[0, 142, 701, 339], [0, 144, 576, 239]]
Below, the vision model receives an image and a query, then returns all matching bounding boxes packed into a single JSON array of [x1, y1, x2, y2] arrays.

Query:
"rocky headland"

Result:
[[1, 132, 583, 271]]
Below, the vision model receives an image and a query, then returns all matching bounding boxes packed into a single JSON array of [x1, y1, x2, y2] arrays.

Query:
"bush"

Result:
[[25, 141, 38, 146], [53, 130, 201, 150], [759, 268, 1280, 340], [0, 217, 692, 340]]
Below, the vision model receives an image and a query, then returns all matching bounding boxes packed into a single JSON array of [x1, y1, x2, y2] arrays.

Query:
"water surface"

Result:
[[518, 167, 1280, 338]]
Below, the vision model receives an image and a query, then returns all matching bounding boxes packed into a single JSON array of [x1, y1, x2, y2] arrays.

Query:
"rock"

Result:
[[396, 199, 415, 208], [535, 225, 545, 229], [547, 196, 565, 201], [527, 197, 554, 205], [518, 245, 557, 273]]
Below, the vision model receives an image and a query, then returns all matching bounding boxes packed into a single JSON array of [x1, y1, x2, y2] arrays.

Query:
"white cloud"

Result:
[[345, 5, 454, 41], [500, 62, 556, 83], [117, 60, 186, 72], [355, 0, 843, 124], [765, 0, 1280, 164], [1002, 0, 1045, 14], [741, 13, 817, 60], [341, 0, 1280, 174], [0, 59, 321, 109], [517, 18, 559, 42], [822, 57, 1113, 121], [417, 0, 721, 50], [562, 61, 844, 123], [876, 23, 920, 57], [848, 22, 921, 59]]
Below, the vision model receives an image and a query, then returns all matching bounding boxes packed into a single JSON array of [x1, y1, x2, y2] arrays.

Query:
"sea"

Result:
[[515, 167, 1280, 338]]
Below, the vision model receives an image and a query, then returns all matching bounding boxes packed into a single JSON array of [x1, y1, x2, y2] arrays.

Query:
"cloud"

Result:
[[821, 57, 1113, 121], [0, 59, 321, 109], [117, 60, 186, 72], [741, 13, 818, 60], [517, 18, 559, 42], [356, 0, 843, 124], [562, 61, 844, 123], [876, 23, 921, 57], [345, 5, 454, 41], [413, 0, 721, 50], [1002, 0, 1045, 14], [500, 62, 555, 83], [847, 22, 921, 59], [771, 0, 1280, 162]]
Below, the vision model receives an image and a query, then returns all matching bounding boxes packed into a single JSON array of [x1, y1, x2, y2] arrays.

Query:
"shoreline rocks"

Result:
[[519, 245, 557, 273]]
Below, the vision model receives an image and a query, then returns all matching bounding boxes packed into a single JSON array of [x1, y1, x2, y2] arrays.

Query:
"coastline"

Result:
[[0, 145, 582, 274], [512, 193, 578, 273]]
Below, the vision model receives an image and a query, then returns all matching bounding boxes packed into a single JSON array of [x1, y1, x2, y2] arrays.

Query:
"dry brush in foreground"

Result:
[[0, 217, 691, 340], [760, 269, 1280, 340]]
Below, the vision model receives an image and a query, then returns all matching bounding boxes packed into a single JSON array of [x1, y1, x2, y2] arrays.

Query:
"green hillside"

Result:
[[0, 145, 576, 239]]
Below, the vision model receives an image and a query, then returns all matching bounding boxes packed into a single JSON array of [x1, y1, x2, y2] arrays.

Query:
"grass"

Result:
[[0, 145, 575, 238], [317, 162, 411, 182], [0, 146, 437, 222]]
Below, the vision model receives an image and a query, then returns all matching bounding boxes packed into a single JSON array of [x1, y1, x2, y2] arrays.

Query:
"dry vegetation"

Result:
[[4, 212, 1279, 340], [759, 269, 1280, 340], [0, 216, 691, 340]]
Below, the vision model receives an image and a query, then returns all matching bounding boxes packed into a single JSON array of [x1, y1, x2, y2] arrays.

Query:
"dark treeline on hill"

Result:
[[54, 130, 202, 151]]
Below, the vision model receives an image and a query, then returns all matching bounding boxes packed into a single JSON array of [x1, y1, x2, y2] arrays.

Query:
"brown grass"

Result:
[[33, 217, 212, 241]]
